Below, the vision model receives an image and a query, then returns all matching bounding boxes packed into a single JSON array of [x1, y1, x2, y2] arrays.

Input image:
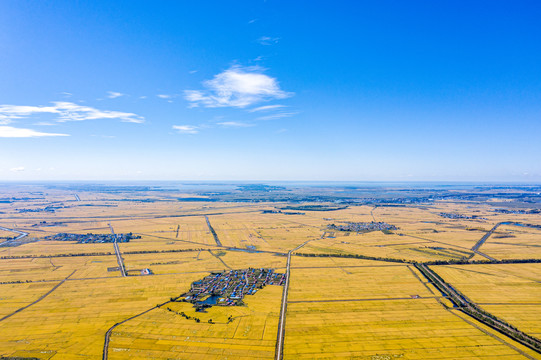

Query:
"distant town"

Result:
[[328, 221, 397, 233], [44, 232, 140, 244]]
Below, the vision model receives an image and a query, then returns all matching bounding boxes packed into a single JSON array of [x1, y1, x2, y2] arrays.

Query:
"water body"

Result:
[[197, 295, 220, 305]]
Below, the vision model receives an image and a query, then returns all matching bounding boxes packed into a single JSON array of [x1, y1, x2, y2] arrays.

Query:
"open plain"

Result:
[[0, 183, 540, 359]]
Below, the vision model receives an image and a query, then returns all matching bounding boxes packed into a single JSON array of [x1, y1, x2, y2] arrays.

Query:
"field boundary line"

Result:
[[103, 300, 171, 360], [288, 296, 443, 303], [447, 308, 537, 360], [415, 263, 541, 354], [0, 270, 76, 323]]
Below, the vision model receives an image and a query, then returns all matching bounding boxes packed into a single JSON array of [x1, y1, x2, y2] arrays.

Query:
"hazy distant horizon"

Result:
[[2, 180, 541, 187]]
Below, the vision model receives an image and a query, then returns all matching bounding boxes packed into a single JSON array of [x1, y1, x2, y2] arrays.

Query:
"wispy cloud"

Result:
[[10, 166, 25, 172], [107, 91, 124, 99], [218, 121, 253, 128], [0, 126, 69, 138], [256, 111, 298, 121], [249, 104, 286, 112], [0, 102, 144, 124], [173, 125, 199, 134], [257, 36, 280, 45], [184, 65, 292, 108], [157, 94, 173, 99], [33, 121, 56, 126]]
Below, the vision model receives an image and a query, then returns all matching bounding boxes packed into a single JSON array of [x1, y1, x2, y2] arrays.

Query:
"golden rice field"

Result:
[[1, 187, 540, 359], [108, 285, 282, 360], [285, 257, 539, 359], [480, 225, 541, 260], [433, 263, 541, 337]]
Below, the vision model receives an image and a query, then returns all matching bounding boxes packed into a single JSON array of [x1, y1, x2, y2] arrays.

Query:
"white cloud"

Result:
[[218, 121, 253, 128], [184, 66, 292, 108], [173, 125, 199, 134], [107, 91, 124, 99], [257, 36, 280, 45], [0, 102, 144, 124], [249, 104, 286, 112], [10, 167, 25, 172], [157, 94, 173, 99], [256, 112, 298, 121], [33, 122, 56, 126], [0, 126, 69, 138]]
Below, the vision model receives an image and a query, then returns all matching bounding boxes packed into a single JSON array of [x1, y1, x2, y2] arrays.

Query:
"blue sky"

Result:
[[1, 0, 540, 181]]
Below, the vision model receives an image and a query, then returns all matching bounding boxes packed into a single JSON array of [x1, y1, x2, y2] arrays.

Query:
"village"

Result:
[[182, 268, 285, 309], [328, 221, 397, 233], [44, 232, 140, 244], [439, 212, 485, 220]]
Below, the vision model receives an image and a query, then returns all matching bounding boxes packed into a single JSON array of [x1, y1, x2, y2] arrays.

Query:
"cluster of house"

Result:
[[494, 208, 540, 215], [184, 268, 285, 307], [439, 212, 485, 220], [17, 205, 58, 213], [261, 209, 306, 215], [328, 221, 397, 232], [44, 232, 140, 244]]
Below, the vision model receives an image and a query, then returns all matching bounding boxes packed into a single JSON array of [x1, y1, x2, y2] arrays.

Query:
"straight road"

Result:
[[472, 222, 503, 252], [205, 216, 222, 246], [108, 223, 126, 277], [469, 223, 502, 261], [275, 240, 312, 360]]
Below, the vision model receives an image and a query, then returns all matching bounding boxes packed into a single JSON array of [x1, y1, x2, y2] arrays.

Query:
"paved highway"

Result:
[[108, 223, 127, 277], [275, 240, 312, 360], [470, 223, 502, 261], [205, 216, 222, 246], [0, 226, 29, 245]]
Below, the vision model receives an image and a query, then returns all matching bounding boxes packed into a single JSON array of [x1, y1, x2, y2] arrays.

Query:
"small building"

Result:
[[141, 268, 153, 275]]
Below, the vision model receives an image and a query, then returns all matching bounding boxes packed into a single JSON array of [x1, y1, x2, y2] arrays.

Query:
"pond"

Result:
[[197, 294, 220, 305]]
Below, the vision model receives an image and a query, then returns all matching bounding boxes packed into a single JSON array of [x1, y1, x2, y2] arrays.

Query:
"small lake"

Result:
[[197, 294, 220, 305]]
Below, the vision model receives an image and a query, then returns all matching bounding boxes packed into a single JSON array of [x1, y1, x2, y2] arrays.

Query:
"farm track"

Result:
[[134, 232, 211, 247], [370, 206, 377, 221], [0, 270, 76, 322], [208, 249, 232, 270], [0, 246, 287, 260], [103, 300, 171, 360], [290, 264, 404, 269], [288, 296, 443, 303], [445, 308, 538, 360], [398, 232, 474, 253]]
